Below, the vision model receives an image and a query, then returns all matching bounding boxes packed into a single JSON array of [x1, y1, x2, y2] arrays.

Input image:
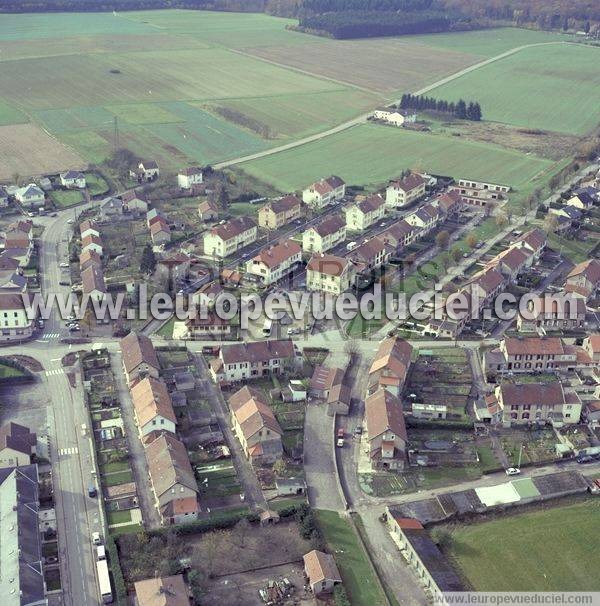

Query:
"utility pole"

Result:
[[113, 116, 119, 151], [517, 443, 523, 469]]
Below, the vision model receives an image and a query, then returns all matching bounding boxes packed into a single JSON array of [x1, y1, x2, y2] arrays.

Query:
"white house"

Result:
[[0, 293, 34, 342], [345, 194, 385, 231], [60, 170, 86, 189], [203, 216, 257, 259], [130, 377, 177, 439], [14, 184, 45, 208], [302, 176, 345, 209], [372, 108, 415, 126], [302, 214, 346, 254], [177, 167, 203, 190], [385, 174, 426, 208], [81, 234, 103, 256], [246, 240, 302, 286]]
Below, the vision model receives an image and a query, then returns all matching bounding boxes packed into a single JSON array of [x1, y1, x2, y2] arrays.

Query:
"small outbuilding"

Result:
[[303, 549, 342, 595]]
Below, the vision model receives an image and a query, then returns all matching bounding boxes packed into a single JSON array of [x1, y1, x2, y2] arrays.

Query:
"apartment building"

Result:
[[385, 173, 426, 208], [0, 293, 34, 343], [203, 216, 257, 258], [302, 214, 346, 254], [258, 195, 303, 229], [302, 176, 345, 209], [344, 194, 385, 231], [306, 253, 356, 295], [245, 239, 302, 286]]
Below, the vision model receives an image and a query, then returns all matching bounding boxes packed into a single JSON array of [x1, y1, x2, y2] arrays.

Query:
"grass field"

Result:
[[431, 43, 600, 135], [446, 499, 600, 591], [50, 189, 84, 208], [315, 510, 387, 606], [240, 123, 555, 191]]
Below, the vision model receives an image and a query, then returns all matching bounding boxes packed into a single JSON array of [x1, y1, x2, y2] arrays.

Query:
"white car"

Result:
[[59, 262, 69, 268], [505, 467, 521, 476], [66, 218, 74, 224], [336, 438, 345, 448], [92, 531, 102, 545]]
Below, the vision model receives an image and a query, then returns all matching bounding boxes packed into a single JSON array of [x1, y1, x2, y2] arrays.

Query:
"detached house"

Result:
[[131, 160, 159, 182], [60, 170, 86, 189], [302, 176, 345, 209], [368, 336, 412, 396], [258, 195, 303, 230], [246, 239, 302, 286], [203, 216, 257, 258], [344, 194, 385, 231], [121, 332, 161, 384], [131, 377, 177, 439], [302, 214, 346, 254], [564, 259, 600, 301], [0, 292, 34, 342], [14, 184, 45, 208], [365, 388, 407, 470], [122, 190, 149, 215], [303, 550, 342, 596], [385, 173, 426, 208], [150, 217, 171, 246], [145, 434, 198, 525], [177, 167, 203, 190], [209, 339, 300, 383], [495, 382, 582, 427], [229, 386, 283, 464], [306, 253, 356, 295], [566, 191, 595, 210], [197, 200, 218, 222]]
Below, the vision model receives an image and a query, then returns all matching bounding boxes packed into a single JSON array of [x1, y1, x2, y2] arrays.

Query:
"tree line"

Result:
[[399, 94, 482, 121]]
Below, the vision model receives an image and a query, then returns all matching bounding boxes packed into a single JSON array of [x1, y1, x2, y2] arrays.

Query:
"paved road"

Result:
[[213, 42, 573, 171]]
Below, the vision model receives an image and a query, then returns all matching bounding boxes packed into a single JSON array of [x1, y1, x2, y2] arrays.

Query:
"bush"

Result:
[[106, 536, 127, 604], [334, 585, 352, 606]]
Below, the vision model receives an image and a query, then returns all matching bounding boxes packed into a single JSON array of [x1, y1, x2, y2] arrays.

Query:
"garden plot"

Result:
[[499, 427, 559, 466]]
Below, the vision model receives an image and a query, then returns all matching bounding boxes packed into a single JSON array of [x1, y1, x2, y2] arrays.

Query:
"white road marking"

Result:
[[45, 368, 64, 376], [58, 447, 79, 456], [50, 357, 62, 362]]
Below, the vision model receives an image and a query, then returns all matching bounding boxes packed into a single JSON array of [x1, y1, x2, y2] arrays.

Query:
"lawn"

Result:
[[430, 43, 600, 135], [446, 499, 600, 591], [315, 510, 387, 606], [85, 173, 109, 197], [0, 362, 26, 379], [50, 189, 84, 208], [107, 509, 132, 525], [240, 123, 555, 192], [102, 470, 134, 487], [547, 232, 598, 264]]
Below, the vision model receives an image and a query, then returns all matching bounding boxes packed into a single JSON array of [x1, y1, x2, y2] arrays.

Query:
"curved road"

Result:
[[214, 41, 574, 171]]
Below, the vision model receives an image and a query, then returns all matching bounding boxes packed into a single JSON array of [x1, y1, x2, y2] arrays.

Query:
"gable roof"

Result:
[[266, 194, 302, 215], [389, 173, 425, 193], [81, 264, 106, 294], [307, 253, 352, 277], [369, 336, 413, 380], [81, 233, 103, 249], [131, 377, 176, 428], [567, 259, 600, 285], [122, 189, 147, 204], [499, 382, 565, 407], [0, 422, 36, 456], [251, 240, 301, 269], [179, 166, 202, 177], [229, 386, 282, 440], [355, 193, 385, 214], [516, 228, 546, 253], [303, 550, 341, 584], [307, 175, 345, 196], [121, 332, 160, 376], [79, 249, 102, 270], [211, 216, 256, 241], [220, 340, 296, 365], [365, 388, 407, 441], [310, 214, 345, 238], [503, 336, 565, 356], [145, 433, 197, 499]]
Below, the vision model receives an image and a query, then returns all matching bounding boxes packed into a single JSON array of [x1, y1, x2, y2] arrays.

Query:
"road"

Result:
[[213, 42, 573, 171]]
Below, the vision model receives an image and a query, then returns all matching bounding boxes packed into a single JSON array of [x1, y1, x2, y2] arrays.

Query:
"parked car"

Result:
[[59, 262, 69, 268], [337, 428, 345, 439], [91, 532, 102, 545], [577, 455, 594, 464], [505, 467, 521, 476], [336, 438, 344, 448]]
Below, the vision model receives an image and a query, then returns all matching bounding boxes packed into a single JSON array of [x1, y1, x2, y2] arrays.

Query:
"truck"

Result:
[[96, 559, 113, 604], [96, 545, 106, 561], [346, 241, 357, 251]]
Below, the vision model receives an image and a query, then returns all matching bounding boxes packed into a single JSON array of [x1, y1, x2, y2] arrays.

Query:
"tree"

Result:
[[273, 458, 288, 477], [495, 211, 508, 228], [435, 230, 450, 249], [470, 102, 482, 121], [344, 338, 360, 357], [456, 99, 467, 119], [543, 213, 559, 234], [231, 517, 252, 549], [140, 244, 156, 275], [451, 246, 463, 263], [466, 233, 478, 248]]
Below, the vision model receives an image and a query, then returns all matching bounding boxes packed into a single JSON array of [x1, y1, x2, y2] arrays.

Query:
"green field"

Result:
[[316, 510, 387, 606], [50, 189, 84, 208], [447, 499, 600, 591], [431, 44, 600, 134], [240, 123, 556, 191]]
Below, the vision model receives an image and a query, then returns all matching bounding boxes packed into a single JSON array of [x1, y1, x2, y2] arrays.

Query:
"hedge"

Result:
[[106, 535, 127, 605]]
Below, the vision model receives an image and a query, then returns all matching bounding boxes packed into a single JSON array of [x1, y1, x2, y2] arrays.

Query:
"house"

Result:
[[122, 190, 149, 215], [327, 382, 351, 416], [0, 247, 31, 268], [467, 267, 507, 308], [145, 434, 198, 525], [302, 176, 345, 209], [246, 239, 302, 286], [405, 203, 441, 234], [435, 190, 462, 216], [134, 574, 191, 606], [59, 170, 86, 189], [209, 339, 300, 383], [385, 173, 426, 208], [0, 293, 34, 342], [549, 205, 582, 225], [372, 108, 413, 126], [582, 334, 600, 364], [450, 179, 509, 208], [79, 249, 102, 271], [121, 332, 161, 384], [150, 217, 171, 246], [0, 422, 36, 468], [514, 228, 546, 261], [309, 365, 345, 400], [258, 195, 303, 230], [457, 179, 510, 194], [486, 246, 532, 281], [344, 194, 385, 231], [131, 160, 160, 182], [79, 220, 99, 240], [583, 401, 600, 423], [0, 464, 46, 606], [566, 191, 595, 210], [197, 200, 218, 222], [99, 196, 124, 219], [379, 219, 419, 255], [157, 253, 191, 286], [346, 237, 390, 273], [365, 388, 407, 469], [81, 264, 106, 302], [14, 184, 45, 208], [303, 550, 342, 595], [564, 259, 600, 301], [229, 386, 283, 464], [177, 167, 203, 190], [81, 233, 103, 256], [517, 295, 586, 332], [386, 512, 464, 602], [306, 253, 356, 295], [131, 377, 176, 439], [495, 381, 582, 426], [302, 214, 346, 254], [182, 311, 233, 340], [368, 336, 413, 396], [0, 255, 19, 272], [0, 271, 27, 293], [203, 216, 257, 258]]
